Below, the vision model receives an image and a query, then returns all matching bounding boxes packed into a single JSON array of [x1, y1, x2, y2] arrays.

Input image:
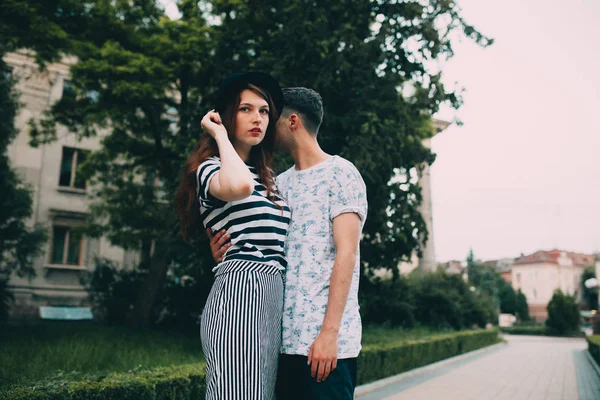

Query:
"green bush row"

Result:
[[0, 364, 206, 400], [499, 325, 547, 335], [2, 329, 499, 399], [499, 325, 583, 337], [588, 335, 600, 368], [357, 329, 499, 385]]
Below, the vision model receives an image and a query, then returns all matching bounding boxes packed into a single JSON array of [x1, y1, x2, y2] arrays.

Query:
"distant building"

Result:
[[511, 250, 594, 322], [4, 51, 136, 319], [482, 258, 515, 283], [437, 260, 468, 281]]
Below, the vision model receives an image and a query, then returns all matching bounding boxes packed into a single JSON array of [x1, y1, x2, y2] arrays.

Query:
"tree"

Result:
[[546, 290, 580, 335], [29, 0, 220, 326], [497, 278, 518, 315], [30, 0, 491, 325], [581, 266, 598, 310], [466, 249, 481, 286], [209, 0, 492, 278], [515, 290, 530, 322], [0, 0, 96, 319]]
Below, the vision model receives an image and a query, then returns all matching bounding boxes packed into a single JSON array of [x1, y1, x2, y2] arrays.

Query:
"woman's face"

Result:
[[233, 89, 270, 149]]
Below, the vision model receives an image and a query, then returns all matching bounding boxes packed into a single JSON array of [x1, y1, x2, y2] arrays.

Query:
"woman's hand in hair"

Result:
[[201, 110, 227, 140]]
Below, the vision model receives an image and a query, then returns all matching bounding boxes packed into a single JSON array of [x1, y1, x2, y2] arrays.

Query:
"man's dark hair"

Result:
[[282, 87, 324, 134]]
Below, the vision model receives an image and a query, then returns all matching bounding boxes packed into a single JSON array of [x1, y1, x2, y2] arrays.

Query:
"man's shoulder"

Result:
[[330, 156, 365, 186], [275, 165, 295, 187]]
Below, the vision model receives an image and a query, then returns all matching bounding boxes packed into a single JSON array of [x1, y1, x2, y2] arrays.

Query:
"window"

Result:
[[50, 226, 83, 265], [59, 147, 88, 189], [62, 79, 76, 99], [3, 67, 12, 81], [62, 80, 99, 103]]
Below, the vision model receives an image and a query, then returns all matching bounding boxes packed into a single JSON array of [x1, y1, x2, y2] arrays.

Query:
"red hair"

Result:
[[175, 84, 279, 241]]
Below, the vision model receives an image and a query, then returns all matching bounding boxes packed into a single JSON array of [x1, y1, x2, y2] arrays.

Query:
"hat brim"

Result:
[[215, 71, 284, 120]]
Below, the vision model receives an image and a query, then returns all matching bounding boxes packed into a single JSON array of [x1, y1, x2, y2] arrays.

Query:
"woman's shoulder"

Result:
[[197, 156, 221, 171]]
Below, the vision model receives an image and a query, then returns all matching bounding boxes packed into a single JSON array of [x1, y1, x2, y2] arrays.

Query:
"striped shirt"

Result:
[[197, 156, 291, 271]]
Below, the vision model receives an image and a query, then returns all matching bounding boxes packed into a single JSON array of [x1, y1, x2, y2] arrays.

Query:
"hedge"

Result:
[[588, 335, 600, 368], [357, 329, 499, 384], [499, 325, 584, 337], [1, 329, 499, 399], [0, 364, 206, 400]]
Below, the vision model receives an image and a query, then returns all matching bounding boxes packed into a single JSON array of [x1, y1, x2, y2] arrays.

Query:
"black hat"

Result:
[[215, 71, 284, 120]]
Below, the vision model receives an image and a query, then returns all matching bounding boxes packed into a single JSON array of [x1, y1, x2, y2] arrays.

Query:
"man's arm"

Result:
[[308, 212, 361, 382]]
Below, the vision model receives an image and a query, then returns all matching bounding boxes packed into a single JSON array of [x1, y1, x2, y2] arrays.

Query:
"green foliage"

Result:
[[82, 258, 145, 325], [0, 59, 47, 284], [500, 324, 583, 337], [588, 335, 600, 368], [0, 322, 204, 389], [546, 290, 580, 335], [1, 326, 497, 397], [83, 257, 213, 331], [516, 290, 531, 321], [582, 266, 598, 310], [360, 277, 416, 328], [26, 1, 491, 326], [358, 329, 499, 385], [0, 277, 14, 323], [360, 271, 497, 330], [1, 364, 206, 400], [499, 325, 547, 336]]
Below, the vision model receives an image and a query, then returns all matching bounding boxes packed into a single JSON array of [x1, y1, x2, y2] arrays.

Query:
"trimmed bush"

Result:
[[546, 290, 580, 335], [2, 329, 499, 398], [0, 364, 205, 400], [499, 325, 584, 337], [357, 329, 499, 385], [588, 335, 600, 368], [499, 325, 547, 336]]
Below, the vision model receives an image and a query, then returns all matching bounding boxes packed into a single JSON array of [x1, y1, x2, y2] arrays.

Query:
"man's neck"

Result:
[[289, 133, 330, 171]]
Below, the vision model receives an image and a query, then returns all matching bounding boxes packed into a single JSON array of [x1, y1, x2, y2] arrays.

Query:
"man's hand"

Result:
[[207, 228, 231, 263], [307, 330, 338, 383]]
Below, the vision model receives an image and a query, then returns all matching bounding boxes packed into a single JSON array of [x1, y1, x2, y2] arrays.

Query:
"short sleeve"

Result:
[[329, 161, 368, 223], [196, 157, 226, 209]]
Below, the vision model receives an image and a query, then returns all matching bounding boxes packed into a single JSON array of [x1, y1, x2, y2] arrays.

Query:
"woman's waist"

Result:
[[213, 258, 285, 276]]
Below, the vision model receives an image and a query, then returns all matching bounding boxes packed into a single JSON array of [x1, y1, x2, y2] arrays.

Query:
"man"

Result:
[[209, 87, 367, 399]]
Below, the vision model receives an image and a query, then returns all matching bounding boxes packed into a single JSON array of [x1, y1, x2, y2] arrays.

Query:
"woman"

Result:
[[176, 72, 291, 399]]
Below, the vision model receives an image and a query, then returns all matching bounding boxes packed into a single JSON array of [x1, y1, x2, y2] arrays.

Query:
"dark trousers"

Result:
[[275, 354, 357, 400]]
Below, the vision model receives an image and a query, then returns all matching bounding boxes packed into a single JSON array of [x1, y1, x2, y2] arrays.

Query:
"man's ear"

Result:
[[289, 113, 299, 130]]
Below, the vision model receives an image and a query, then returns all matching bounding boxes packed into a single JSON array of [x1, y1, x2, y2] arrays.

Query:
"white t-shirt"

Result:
[[276, 156, 367, 358]]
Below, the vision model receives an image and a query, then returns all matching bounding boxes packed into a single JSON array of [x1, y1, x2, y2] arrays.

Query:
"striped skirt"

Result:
[[200, 260, 284, 400]]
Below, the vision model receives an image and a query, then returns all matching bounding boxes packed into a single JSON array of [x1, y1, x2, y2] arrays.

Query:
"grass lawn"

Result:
[[0, 322, 204, 389], [0, 322, 457, 390]]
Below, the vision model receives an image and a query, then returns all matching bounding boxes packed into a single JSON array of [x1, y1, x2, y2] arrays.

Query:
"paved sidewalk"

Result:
[[357, 335, 600, 400]]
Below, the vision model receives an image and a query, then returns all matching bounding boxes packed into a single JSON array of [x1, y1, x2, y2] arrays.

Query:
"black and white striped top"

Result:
[[197, 156, 291, 270]]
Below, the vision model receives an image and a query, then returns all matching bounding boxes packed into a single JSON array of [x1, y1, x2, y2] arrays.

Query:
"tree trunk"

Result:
[[130, 244, 168, 327]]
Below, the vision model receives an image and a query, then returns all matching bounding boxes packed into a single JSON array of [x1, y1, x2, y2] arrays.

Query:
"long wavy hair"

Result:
[[176, 84, 279, 242]]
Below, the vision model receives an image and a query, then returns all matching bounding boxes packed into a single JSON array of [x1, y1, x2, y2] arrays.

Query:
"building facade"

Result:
[[4, 51, 137, 318], [511, 250, 594, 321]]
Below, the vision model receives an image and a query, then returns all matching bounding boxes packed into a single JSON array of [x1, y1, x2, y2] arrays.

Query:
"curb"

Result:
[[354, 341, 506, 398], [584, 351, 600, 378]]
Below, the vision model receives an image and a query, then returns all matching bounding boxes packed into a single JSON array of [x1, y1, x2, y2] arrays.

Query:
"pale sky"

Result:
[[432, 0, 600, 261], [159, 0, 600, 262]]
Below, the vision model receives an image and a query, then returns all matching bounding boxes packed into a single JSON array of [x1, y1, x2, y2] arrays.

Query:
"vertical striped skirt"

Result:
[[201, 260, 284, 400]]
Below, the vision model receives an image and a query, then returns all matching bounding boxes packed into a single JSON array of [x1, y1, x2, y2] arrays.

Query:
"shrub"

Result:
[[546, 290, 580, 335], [1, 330, 499, 397], [1, 364, 206, 400], [360, 277, 415, 327], [82, 258, 145, 325], [0, 277, 14, 323], [358, 329, 499, 384], [588, 335, 600, 368]]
